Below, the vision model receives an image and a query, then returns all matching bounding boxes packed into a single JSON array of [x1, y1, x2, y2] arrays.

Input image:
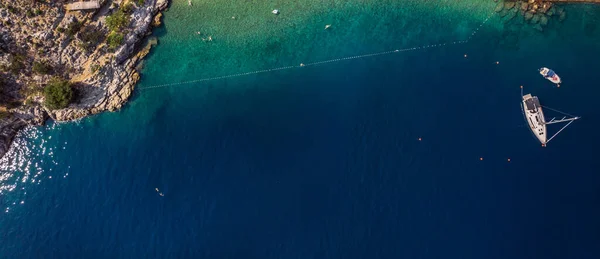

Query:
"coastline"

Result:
[[0, 0, 170, 158], [1, 1, 600, 257]]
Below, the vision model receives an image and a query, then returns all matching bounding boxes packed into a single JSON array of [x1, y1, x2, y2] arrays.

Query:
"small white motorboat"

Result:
[[539, 67, 561, 86], [272, 9, 279, 15]]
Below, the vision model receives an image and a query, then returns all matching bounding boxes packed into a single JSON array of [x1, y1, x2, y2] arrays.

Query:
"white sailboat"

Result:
[[520, 86, 579, 146]]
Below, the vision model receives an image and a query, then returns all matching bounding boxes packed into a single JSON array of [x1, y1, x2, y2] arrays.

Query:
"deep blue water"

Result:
[[1, 2, 600, 258]]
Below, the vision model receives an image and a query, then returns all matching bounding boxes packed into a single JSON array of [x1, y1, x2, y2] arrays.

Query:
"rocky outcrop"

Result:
[[0, 116, 28, 156], [47, 52, 142, 121], [0, 0, 171, 158], [496, 0, 568, 30]]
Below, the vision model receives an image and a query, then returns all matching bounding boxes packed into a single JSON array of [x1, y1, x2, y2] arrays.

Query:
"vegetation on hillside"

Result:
[[78, 25, 106, 52], [107, 31, 124, 50], [32, 61, 52, 74], [106, 8, 130, 32], [66, 20, 82, 37], [43, 78, 73, 110], [105, 4, 133, 51], [7, 53, 26, 74]]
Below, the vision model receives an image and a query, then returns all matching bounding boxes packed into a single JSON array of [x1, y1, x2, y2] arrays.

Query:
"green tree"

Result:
[[66, 21, 82, 36], [106, 9, 129, 32], [32, 61, 52, 74], [122, 2, 134, 14], [78, 25, 106, 51], [43, 78, 73, 110], [8, 54, 25, 74], [106, 31, 124, 50]]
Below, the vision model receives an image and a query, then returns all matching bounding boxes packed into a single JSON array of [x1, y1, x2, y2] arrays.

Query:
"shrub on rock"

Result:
[[107, 32, 124, 50], [33, 61, 52, 74], [106, 9, 130, 32], [43, 78, 73, 110]]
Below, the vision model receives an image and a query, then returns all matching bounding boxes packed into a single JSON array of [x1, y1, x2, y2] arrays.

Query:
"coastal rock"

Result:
[[541, 2, 552, 13], [48, 108, 90, 121], [116, 0, 162, 64], [499, 9, 509, 18], [11, 106, 47, 126], [533, 24, 543, 32], [153, 12, 163, 27], [0, 107, 47, 156], [514, 1, 521, 10], [505, 9, 517, 22], [504, 2, 515, 11], [156, 0, 169, 10], [531, 14, 541, 24], [494, 3, 504, 13], [540, 15, 549, 26], [0, 117, 27, 156], [524, 12, 534, 21], [0, 0, 172, 159]]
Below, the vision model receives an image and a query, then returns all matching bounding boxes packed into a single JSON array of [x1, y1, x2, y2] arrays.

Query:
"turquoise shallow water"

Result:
[[1, 1, 600, 258], [142, 0, 493, 85]]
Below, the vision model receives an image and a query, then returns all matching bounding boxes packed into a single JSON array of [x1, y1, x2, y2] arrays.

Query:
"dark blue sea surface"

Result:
[[1, 1, 600, 258]]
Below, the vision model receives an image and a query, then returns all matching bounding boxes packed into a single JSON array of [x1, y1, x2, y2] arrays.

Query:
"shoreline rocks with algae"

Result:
[[494, 0, 567, 29]]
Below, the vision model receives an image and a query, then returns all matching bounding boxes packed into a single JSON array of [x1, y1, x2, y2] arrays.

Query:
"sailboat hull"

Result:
[[522, 94, 547, 144]]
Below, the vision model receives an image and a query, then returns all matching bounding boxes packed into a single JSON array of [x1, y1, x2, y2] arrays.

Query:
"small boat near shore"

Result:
[[539, 67, 561, 87], [520, 86, 579, 146]]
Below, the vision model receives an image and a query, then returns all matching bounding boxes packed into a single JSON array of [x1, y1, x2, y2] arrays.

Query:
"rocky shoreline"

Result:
[[0, 0, 169, 159], [494, 0, 567, 31]]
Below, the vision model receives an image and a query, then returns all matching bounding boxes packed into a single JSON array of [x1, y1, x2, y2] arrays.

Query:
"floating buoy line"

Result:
[[139, 12, 495, 90]]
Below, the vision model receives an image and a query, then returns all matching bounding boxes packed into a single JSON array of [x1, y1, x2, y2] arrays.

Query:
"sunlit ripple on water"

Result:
[[0, 124, 68, 213]]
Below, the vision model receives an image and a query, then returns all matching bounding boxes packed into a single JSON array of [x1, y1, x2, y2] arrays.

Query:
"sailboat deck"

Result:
[[524, 96, 541, 111]]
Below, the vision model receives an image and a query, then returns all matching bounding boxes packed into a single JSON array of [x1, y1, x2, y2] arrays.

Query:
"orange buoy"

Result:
[[520, 85, 523, 89], [496, 61, 500, 65], [479, 157, 483, 161], [418, 137, 422, 141], [507, 158, 511, 162]]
